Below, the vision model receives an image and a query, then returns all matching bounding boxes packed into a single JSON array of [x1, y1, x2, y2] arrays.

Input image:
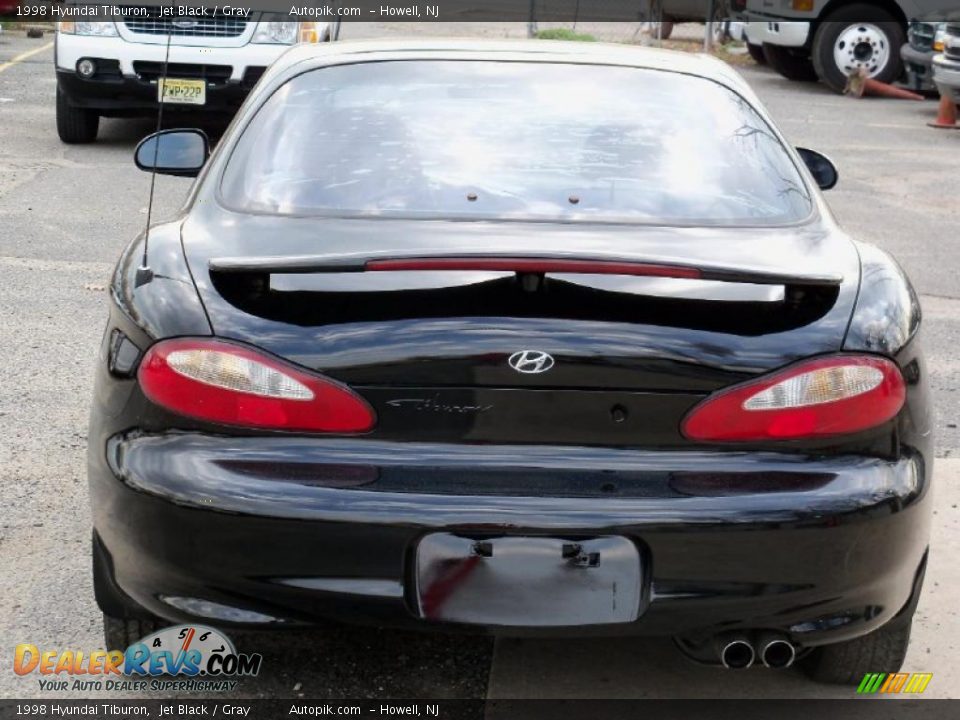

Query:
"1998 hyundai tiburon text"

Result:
[[88, 40, 932, 685]]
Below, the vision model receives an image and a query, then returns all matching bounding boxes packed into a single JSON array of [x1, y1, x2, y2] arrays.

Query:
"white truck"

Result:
[[735, 0, 959, 92], [55, 13, 331, 143]]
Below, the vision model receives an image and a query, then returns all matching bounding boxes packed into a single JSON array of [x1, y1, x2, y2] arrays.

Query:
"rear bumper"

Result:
[[90, 432, 932, 645]]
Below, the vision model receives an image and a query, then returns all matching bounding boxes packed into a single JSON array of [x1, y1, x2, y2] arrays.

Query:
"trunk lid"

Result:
[[181, 210, 861, 446]]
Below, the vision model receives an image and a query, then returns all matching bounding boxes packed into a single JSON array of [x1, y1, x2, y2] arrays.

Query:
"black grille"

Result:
[[908, 23, 937, 52], [133, 62, 233, 85], [123, 9, 248, 37]]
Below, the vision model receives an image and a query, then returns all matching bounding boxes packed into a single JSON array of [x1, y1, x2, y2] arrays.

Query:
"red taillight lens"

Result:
[[138, 338, 375, 433], [365, 257, 703, 279], [681, 355, 906, 442]]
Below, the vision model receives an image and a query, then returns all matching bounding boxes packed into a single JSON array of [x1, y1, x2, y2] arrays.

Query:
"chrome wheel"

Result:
[[833, 23, 890, 78]]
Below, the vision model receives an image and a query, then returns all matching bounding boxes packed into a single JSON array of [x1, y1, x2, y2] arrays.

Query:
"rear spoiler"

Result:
[[208, 253, 843, 288]]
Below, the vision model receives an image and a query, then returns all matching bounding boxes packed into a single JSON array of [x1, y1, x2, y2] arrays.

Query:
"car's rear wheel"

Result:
[[811, 6, 906, 93], [103, 615, 163, 651], [747, 43, 767, 65], [762, 44, 819, 82], [800, 617, 913, 685], [56, 87, 99, 144]]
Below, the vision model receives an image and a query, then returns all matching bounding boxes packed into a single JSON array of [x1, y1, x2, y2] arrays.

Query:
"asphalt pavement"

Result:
[[1, 24, 959, 702]]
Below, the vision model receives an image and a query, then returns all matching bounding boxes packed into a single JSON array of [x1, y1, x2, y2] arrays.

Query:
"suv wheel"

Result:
[[56, 87, 99, 144], [762, 44, 819, 81], [812, 5, 906, 93]]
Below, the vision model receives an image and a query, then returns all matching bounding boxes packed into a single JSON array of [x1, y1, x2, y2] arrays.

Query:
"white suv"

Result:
[[55, 15, 330, 143]]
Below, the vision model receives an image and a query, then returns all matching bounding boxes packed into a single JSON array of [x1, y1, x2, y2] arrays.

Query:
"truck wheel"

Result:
[[812, 5, 906, 94], [762, 44, 818, 82], [645, 1, 674, 41], [800, 618, 913, 685], [103, 614, 162, 652], [56, 87, 99, 144], [748, 43, 767, 65], [640, 20, 674, 40]]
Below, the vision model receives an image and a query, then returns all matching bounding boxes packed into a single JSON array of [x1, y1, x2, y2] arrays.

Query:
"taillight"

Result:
[[138, 338, 375, 433], [681, 355, 905, 442]]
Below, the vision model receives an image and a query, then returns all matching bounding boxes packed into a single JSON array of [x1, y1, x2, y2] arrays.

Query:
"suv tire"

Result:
[[812, 5, 906, 93], [56, 87, 99, 144], [748, 43, 767, 65], [762, 44, 818, 81]]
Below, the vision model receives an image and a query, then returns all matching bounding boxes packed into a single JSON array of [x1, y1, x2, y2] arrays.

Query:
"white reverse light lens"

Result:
[[75, 22, 119, 37], [252, 20, 300, 45], [743, 365, 884, 410], [166, 349, 314, 400]]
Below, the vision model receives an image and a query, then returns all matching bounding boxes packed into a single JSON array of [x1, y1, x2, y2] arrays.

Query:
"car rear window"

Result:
[[220, 60, 813, 225]]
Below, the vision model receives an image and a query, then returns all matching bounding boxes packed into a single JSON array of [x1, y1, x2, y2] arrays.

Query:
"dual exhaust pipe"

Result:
[[719, 632, 796, 670]]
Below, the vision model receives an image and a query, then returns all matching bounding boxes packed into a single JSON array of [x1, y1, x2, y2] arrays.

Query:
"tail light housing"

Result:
[[138, 338, 375, 433], [681, 355, 906, 442]]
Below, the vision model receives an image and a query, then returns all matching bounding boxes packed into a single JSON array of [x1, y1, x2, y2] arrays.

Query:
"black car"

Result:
[[89, 40, 932, 685]]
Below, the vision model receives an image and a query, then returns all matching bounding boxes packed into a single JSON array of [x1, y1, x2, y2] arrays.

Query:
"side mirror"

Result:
[[135, 129, 209, 177], [796, 147, 838, 191]]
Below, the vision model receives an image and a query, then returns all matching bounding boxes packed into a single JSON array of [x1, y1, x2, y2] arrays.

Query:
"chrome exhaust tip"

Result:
[[760, 637, 796, 669], [720, 638, 755, 669]]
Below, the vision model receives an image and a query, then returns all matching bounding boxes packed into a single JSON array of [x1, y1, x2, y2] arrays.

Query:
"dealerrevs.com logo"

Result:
[[14, 625, 263, 693]]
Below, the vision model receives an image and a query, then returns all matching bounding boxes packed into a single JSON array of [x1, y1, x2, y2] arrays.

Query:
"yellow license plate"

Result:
[[157, 78, 206, 105]]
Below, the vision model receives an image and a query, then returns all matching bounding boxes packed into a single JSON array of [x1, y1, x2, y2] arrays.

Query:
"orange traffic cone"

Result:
[[845, 68, 925, 101], [929, 94, 960, 129]]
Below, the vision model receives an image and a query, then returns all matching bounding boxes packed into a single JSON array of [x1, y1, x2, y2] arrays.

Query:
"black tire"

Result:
[[801, 620, 913, 685], [709, 5, 731, 46], [762, 44, 819, 81], [645, 1, 673, 41], [56, 87, 99, 144], [747, 43, 767, 65], [811, 6, 906, 94], [656, 21, 674, 41], [103, 614, 163, 651]]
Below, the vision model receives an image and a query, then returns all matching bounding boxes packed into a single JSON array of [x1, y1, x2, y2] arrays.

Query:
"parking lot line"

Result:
[[0, 41, 53, 74]]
